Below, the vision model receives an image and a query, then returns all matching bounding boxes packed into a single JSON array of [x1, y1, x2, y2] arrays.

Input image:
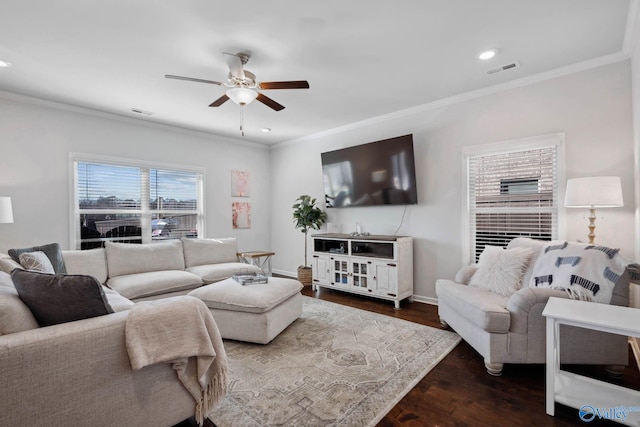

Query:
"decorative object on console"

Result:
[[0, 196, 13, 224], [292, 195, 328, 286], [564, 176, 623, 244]]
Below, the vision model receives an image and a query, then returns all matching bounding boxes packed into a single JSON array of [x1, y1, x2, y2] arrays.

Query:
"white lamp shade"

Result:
[[226, 88, 258, 105], [0, 197, 13, 223], [564, 176, 623, 208]]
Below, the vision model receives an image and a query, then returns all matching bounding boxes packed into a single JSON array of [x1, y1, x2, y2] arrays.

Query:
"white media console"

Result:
[[311, 233, 413, 309]]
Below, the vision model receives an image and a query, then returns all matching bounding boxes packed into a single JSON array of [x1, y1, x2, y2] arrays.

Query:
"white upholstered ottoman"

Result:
[[187, 277, 303, 344]]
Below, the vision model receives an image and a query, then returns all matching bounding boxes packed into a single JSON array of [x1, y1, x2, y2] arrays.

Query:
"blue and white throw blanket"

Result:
[[529, 241, 640, 304]]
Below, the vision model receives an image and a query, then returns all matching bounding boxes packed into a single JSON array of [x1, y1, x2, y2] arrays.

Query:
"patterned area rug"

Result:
[[209, 296, 460, 427]]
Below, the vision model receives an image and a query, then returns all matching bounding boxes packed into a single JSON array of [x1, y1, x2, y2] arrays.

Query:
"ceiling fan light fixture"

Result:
[[226, 87, 258, 106]]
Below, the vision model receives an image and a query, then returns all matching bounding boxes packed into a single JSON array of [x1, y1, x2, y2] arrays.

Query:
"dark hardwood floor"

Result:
[[179, 283, 640, 427], [302, 286, 640, 427]]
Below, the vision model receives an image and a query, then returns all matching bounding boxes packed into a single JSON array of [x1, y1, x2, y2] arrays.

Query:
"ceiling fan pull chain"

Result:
[[240, 105, 244, 136]]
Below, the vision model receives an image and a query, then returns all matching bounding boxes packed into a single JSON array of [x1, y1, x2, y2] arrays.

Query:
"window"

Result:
[[464, 134, 564, 263], [71, 155, 204, 250]]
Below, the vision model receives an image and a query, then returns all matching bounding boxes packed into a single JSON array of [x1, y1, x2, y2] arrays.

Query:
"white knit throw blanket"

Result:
[[125, 296, 228, 426]]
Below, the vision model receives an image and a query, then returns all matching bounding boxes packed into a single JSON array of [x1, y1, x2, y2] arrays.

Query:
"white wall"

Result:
[[0, 95, 271, 253], [270, 61, 635, 303], [631, 9, 640, 310]]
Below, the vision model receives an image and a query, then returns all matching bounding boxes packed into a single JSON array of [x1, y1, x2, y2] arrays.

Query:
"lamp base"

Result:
[[587, 208, 596, 244]]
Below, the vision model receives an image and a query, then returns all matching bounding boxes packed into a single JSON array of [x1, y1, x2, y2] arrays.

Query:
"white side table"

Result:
[[542, 297, 640, 425], [237, 251, 275, 277]]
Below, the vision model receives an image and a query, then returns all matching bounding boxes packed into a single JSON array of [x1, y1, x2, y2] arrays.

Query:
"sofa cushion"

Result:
[[186, 262, 261, 284], [0, 271, 39, 335], [8, 242, 67, 274], [107, 270, 203, 300], [469, 245, 533, 297], [103, 286, 135, 312], [18, 251, 55, 274], [436, 279, 511, 333], [188, 277, 303, 314], [181, 237, 238, 268], [63, 248, 108, 284], [11, 269, 114, 327], [0, 257, 22, 273], [105, 240, 185, 278]]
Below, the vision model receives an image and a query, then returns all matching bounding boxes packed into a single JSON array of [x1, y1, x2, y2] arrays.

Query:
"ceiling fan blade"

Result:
[[223, 53, 245, 80], [165, 74, 222, 85], [256, 93, 285, 111], [209, 94, 230, 107], [259, 80, 310, 90]]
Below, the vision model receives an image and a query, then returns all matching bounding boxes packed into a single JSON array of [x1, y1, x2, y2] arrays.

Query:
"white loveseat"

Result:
[[436, 238, 632, 376]]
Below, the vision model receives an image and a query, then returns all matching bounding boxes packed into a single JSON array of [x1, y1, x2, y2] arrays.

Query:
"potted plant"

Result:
[[292, 195, 328, 285]]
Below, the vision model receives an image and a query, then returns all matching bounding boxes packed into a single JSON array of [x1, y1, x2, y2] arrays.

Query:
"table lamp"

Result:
[[564, 176, 623, 244], [0, 197, 13, 224]]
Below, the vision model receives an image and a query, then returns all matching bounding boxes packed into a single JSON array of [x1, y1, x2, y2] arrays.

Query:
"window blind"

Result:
[[468, 146, 558, 262], [74, 160, 203, 249]]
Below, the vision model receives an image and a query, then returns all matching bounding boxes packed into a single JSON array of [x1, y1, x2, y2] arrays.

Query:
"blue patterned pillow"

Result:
[[529, 241, 629, 303]]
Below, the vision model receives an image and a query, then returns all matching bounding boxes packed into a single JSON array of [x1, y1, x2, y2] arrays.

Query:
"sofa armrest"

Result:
[[454, 265, 478, 285], [506, 287, 568, 334], [0, 311, 194, 426]]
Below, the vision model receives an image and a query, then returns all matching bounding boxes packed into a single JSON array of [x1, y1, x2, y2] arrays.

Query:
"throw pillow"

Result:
[[18, 251, 55, 274], [11, 269, 114, 327], [8, 243, 67, 274], [529, 241, 629, 304], [469, 245, 533, 297]]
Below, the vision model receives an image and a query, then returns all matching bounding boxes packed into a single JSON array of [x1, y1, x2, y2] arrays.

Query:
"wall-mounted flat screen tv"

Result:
[[321, 134, 418, 208]]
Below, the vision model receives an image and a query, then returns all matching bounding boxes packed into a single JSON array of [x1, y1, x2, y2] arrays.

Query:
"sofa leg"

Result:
[[439, 318, 449, 329], [605, 365, 624, 379], [484, 360, 503, 376]]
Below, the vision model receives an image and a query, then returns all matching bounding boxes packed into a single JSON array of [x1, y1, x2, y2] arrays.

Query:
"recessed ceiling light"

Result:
[[0, 59, 12, 68], [478, 49, 497, 60], [261, 128, 271, 133]]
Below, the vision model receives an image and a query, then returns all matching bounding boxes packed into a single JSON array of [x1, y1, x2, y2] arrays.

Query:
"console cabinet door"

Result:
[[331, 256, 351, 287], [350, 260, 371, 290], [312, 255, 331, 284], [371, 262, 398, 297]]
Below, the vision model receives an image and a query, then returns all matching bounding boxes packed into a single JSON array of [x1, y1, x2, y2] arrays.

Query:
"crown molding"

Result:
[[273, 52, 629, 150], [623, 0, 640, 56], [0, 89, 268, 151]]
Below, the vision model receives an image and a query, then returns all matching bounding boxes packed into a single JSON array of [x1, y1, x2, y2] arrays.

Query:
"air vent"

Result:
[[130, 108, 154, 116], [486, 61, 520, 75]]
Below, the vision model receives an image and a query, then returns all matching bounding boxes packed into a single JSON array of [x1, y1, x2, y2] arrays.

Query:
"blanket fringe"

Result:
[[195, 367, 228, 426]]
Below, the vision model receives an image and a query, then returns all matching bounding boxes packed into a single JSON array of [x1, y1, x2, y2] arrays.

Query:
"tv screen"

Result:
[[321, 134, 418, 208]]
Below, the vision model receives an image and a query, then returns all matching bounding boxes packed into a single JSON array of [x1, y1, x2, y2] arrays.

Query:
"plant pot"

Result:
[[297, 266, 312, 286]]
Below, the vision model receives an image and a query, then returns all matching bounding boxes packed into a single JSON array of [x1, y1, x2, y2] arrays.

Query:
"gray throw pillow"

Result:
[[9, 243, 67, 274], [11, 269, 114, 327]]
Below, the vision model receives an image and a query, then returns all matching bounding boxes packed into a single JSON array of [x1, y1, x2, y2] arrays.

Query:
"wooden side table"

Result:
[[237, 251, 275, 277], [542, 297, 640, 425]]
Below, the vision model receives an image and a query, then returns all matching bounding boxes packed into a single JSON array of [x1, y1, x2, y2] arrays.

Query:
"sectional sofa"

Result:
[[0, 237, 262, 426]]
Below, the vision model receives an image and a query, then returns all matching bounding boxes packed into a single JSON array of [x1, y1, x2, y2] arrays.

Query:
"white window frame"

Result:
[[69, 153, 205, 249], [461, 133, 566, 265]]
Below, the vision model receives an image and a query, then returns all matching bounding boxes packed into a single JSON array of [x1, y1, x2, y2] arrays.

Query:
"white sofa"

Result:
[[436, 238, 632, 376], [0, 237, 261, 426]]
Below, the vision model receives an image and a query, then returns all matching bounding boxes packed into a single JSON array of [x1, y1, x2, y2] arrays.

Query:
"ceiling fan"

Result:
[[165, 52, 309, 112]]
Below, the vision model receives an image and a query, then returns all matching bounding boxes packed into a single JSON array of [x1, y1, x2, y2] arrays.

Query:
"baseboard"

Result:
[[272, 268, 296, 278], [411, 295, 438, 305]]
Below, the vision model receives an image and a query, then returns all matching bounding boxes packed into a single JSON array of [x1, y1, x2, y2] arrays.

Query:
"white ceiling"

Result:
[[0, 1, 633, 145]]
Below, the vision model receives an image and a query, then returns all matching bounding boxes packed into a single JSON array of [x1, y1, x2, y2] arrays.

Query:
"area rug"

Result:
[[208, 296, 460, 427]]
